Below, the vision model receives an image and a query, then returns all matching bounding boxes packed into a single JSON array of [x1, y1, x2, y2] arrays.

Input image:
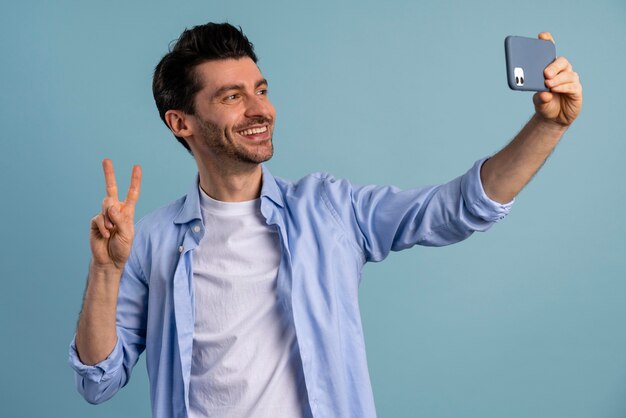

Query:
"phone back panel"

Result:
[[505, 36, 556, 92]]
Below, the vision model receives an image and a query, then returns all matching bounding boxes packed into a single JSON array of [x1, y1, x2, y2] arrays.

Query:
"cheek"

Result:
[[213, 117, 238, 137]]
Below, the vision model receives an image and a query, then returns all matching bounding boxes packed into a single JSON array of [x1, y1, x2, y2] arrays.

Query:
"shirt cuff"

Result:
[[68, 334, 123, 383], [461, 157, 514, 222]]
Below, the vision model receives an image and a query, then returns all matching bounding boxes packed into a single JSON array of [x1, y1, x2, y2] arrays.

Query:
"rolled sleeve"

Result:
[[461, 158, 514, 222], [68, 335, 123, 384]]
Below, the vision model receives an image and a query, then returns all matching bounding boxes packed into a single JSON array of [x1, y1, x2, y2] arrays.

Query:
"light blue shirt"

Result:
[[69, 159, 512, 418]]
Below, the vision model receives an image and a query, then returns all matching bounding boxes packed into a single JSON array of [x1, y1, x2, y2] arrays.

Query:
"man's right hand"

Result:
[[90, 159, 142, 271]]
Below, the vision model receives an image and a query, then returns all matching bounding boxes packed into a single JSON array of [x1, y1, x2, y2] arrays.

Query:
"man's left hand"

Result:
[[533, 32, 583, 128]]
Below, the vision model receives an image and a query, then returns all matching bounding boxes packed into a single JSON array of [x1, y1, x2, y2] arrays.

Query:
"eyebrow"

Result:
[[211, 78, 268, 100]]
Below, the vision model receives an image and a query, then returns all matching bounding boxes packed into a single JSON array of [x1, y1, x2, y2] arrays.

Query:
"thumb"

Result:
[[538, 32, 555, 44], [107, 205, 120, 223], [106, 205, 129, 232], [107, 205, 134, 241]]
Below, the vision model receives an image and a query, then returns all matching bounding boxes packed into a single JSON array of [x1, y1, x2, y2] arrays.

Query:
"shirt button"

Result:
[[178, 245, 184, 253], [192, 225, 201, 233]]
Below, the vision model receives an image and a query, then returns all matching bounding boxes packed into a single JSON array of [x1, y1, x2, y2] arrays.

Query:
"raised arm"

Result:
[[75, 159, 142, 365], [480, 32, 583, 203]]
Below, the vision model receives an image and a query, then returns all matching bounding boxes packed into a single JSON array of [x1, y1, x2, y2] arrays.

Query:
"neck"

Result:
[[196, 157, 263, 202]]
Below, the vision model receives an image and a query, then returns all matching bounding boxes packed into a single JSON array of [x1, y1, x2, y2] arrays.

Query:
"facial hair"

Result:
[[197, 117, 274, 165]]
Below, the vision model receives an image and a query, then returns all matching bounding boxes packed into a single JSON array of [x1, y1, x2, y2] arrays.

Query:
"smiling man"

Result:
[[69, 22, 582, 418]]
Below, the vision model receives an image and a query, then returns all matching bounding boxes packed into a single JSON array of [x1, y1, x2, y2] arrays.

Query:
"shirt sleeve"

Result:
[[67, 240, 149, 404], [319, 157, 513, 262]]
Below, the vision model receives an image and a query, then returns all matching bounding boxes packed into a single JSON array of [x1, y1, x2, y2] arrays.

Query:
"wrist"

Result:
[[89, 260, 125, 290], [532, 112, 570, 133], [84, 260, 123, 308], [90, 258, 124, 275]]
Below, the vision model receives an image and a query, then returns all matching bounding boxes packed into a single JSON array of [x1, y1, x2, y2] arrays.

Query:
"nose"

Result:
[[244, 94, 274, 120]]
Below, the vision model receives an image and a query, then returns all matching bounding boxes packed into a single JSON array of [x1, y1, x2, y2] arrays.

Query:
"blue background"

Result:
[[1, 0, 625, 417]]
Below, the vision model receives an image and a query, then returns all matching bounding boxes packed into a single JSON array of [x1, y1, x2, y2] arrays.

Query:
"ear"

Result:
[[165, 110, 195, 138]]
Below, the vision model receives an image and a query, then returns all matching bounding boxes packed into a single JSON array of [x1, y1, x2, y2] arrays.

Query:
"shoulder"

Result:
[[126, 194, 188, 275], [272, 172, 366, 233]]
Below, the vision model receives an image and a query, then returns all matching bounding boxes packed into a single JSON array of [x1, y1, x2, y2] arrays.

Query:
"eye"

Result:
[[223, 93, 241, 102], [257, 88, 268, 96]]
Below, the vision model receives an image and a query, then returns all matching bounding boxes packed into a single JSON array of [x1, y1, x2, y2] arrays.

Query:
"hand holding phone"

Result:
[[505, 36, 556, 92]]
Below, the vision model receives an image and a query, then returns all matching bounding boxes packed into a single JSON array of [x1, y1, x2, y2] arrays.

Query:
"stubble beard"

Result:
[[197, 117, 274, 166]]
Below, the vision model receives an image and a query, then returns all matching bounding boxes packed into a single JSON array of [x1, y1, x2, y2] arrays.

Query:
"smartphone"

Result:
[[504, 36, 556, 92]]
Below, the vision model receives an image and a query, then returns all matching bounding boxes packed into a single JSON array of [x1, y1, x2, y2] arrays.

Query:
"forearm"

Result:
[[480, 113, 568, 203], [75, 260, 123, 365]]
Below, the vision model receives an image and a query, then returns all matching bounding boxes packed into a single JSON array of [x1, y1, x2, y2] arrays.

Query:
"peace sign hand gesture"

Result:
[[90, 159, 142, 271]]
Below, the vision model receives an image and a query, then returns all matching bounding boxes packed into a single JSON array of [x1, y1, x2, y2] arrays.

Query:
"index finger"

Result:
[[124, 165, 142, 206], [102, 159, 118, 199]]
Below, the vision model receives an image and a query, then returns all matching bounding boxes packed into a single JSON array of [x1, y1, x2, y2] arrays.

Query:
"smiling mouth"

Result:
[[238, 126, 268, 136]]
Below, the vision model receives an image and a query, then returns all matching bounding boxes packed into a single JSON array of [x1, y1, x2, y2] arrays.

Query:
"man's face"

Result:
[[189, 58, 276, 165]]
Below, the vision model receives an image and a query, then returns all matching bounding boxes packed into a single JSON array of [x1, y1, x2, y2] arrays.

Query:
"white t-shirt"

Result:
[[188, 186, 309, 418]]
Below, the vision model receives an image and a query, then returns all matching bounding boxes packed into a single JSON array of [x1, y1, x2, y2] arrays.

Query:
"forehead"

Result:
[[194, 57, 264, 93]]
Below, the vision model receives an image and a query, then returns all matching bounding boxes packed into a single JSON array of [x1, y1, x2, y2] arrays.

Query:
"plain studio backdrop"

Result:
[[1, 0, 624, 417]]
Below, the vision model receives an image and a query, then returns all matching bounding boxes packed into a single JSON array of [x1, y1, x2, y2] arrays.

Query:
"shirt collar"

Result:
[[173, 164, 284, 225], [260, 164, 285, 209]]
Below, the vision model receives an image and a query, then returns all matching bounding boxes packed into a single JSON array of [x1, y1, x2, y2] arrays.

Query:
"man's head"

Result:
[[152, 22, 275, 166]]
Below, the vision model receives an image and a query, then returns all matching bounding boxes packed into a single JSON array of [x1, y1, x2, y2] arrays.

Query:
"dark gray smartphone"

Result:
[[505, 36, 556, 92]]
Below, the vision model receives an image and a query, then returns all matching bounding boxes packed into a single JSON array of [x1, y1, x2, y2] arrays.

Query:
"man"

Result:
[[69, 22, 582, 418]]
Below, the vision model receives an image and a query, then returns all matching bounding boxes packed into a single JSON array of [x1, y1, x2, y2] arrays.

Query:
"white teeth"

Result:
[[239, 126, 268, 136]]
